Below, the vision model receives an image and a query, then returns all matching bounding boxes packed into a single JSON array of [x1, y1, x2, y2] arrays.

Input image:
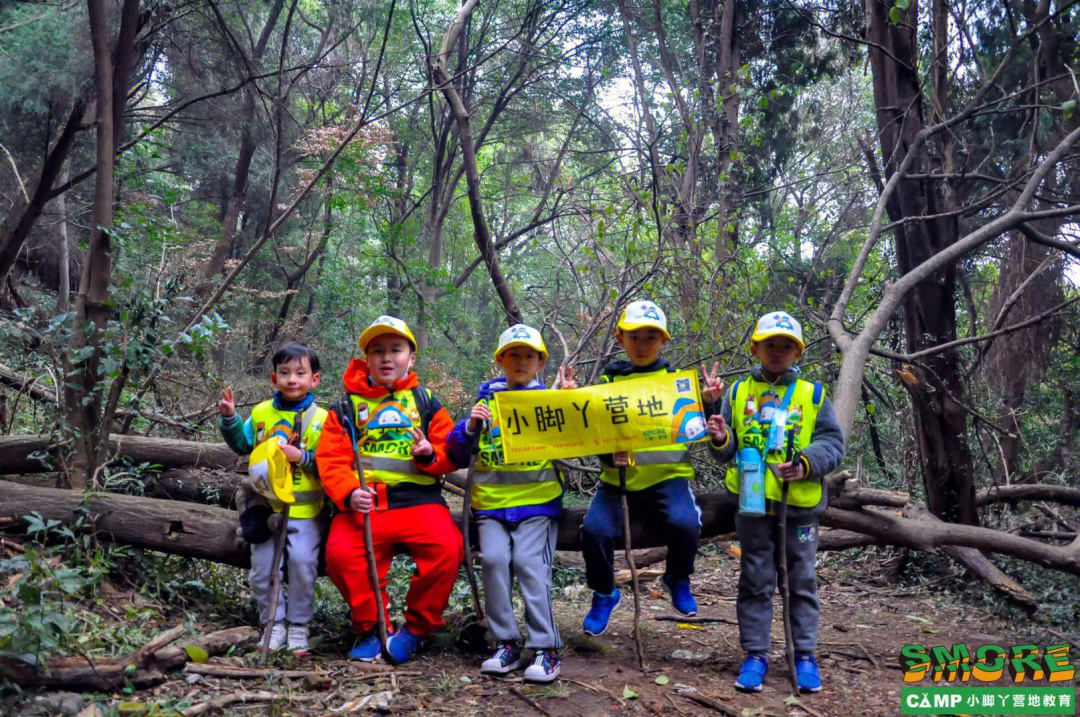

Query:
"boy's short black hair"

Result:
[[272, 342, 320, 374]]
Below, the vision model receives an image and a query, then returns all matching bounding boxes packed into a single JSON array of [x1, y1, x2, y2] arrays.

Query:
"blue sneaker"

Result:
[[384, 626, 425, 664], [795, 653, 822, 693], [735, 653, 768, 693], [348, 631, 382, 662], [661, 574, 697, 617], [582, 589, 621, 636]]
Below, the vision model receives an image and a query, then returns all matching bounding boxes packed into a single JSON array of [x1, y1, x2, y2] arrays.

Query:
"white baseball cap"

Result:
[[617, 300, 669, 339], [494, 323, 548, 359], [751, 311, 804, 351]]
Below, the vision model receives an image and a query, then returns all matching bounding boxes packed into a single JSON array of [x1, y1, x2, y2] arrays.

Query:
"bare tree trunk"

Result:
[[197, 0, 288, 296], [430, 0, 522, 326], [866, 0, 976, 525], [64, 0, 125, 487], [57, 163, 70, 313]]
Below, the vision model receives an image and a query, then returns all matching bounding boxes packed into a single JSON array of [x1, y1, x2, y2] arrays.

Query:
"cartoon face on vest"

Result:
[[362, 398, 420, 442]]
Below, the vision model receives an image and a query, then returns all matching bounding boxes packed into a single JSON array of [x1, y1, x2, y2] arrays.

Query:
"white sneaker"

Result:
[[480, 641, 523, 675], [288, 624, 310, 656], [523, 650, 560, 683], [267, 622, 287, 651]]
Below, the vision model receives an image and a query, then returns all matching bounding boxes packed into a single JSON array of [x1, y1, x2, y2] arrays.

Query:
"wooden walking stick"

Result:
[[258, 409, 303, 666], [460, 442, 484, 619], [456, 435, 489, 651], [775, 429, 799, 694], [341, 407, 391, 658], [619, 456, 646, 671]]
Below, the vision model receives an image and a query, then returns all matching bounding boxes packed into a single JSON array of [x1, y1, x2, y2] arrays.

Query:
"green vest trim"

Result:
[[249, 400, 328, 519], [725, 377, 823, 508], [471, 395, 561, 510]]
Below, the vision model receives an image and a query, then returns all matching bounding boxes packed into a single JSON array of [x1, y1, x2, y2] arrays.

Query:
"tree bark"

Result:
[[866, 0, 975, 524], [429, 0, 523, 327], [197, 0, 288, 296], [0, 434, 239, 474]]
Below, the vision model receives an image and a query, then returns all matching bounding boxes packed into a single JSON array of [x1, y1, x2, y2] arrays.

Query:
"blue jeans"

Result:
[[581, 479, 701, 594]]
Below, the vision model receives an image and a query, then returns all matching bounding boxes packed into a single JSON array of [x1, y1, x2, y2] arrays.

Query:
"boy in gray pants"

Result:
[[706, 312, 845, 694], [446, 324, 565, 682]]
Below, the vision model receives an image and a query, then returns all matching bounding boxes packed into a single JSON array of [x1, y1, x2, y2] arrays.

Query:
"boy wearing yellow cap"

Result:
[[706, 311, 845, 694], [218, 342, 327, 656], [316, 316, 463, 664], [447, 324, 564, 682], [571, 301, 722, 637]]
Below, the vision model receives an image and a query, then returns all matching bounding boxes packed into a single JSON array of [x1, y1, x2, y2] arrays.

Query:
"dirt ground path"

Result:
[[10, 546, 1079, 715]]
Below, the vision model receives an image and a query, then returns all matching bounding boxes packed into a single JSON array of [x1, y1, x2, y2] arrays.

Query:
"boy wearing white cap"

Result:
[[446, 324, 564, 682], [705, 311, 845, 694], [570, 301, 722, 637]]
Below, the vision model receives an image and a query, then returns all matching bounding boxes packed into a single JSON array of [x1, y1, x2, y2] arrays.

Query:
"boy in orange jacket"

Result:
[[316, 316, 463, 664]]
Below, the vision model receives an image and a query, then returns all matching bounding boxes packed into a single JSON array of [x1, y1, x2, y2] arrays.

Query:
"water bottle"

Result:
[[738, 446, 766, 516]]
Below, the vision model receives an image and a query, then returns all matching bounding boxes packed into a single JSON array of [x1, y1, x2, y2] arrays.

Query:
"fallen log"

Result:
[[0, 434, 239, 474], [0, 479, 739, 567], [0, 626, 257, 690], [976, 483, 1080, 507], [0, 479, 250, 566], [821, 506, 1080, 576]]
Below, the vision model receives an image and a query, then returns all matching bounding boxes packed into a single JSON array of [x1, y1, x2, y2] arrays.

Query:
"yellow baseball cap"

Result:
[[617, 300, 669, 339], [247, 439, 295, 504], [494, 323, 548, 360], [359, 315, 417, 354], [751, 311, 805, 351]]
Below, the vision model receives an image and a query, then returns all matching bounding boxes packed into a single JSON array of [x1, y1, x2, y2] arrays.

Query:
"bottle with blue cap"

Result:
[[737, 397, 767, 516]]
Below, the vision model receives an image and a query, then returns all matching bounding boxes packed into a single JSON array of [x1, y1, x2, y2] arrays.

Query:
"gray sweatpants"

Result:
[[477, 515, 561, 650], [735, 512, 820, 654], [250, 516, 321, 625]]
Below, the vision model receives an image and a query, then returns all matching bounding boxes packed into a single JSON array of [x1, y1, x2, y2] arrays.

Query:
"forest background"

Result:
[[1, 0, 1079, 705]]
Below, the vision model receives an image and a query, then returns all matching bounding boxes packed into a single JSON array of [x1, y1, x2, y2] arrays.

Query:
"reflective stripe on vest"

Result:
[[249, 400, 328, 519], [597, 369, 695, 491], [724, 378, 822, 508], [471, 396, 561, 510], [349, 393, 436, 487]]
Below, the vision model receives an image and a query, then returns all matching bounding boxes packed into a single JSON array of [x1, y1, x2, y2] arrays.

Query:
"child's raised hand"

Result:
[[467, 402, 492, 433], [558, 366, 578, 390], [219, 387, 235, 417], [706, 414, 728, 444], [348, 486, 376, 513], [280, 443, 302, 463], [612, 451, 631, 467], [700, 362, 724, 403], [776, 459, 806, 482], [409, 426, 433, 457]]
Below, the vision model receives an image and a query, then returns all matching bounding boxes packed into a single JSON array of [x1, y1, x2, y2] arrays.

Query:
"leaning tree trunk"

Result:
[[866, 0, 976, 525], [430, 0, 523, 327]]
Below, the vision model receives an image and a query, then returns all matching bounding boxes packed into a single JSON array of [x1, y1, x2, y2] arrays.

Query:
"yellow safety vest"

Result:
[[348, 391, 436, 487], [472, 396, 562, 510], [724, 377, 824, 508], [250, 400, 328, 519], [598, 368, 695, 491]]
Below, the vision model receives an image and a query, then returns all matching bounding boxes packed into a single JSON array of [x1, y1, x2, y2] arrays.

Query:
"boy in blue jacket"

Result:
[[447, 324, 564, 682]]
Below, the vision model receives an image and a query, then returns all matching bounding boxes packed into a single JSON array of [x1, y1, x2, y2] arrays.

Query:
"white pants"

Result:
[[249, 516, 320, 625]]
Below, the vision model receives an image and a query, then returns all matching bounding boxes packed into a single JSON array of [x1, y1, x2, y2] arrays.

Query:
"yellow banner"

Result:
[[494, 370, 708, 463]]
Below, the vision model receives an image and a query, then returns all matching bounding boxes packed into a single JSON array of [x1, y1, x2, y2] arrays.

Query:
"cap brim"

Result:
[[617, 320, 670, 339], [360, 326, 416, 354], [494, 340, 548, 360], [750, 330, 804, 352]]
